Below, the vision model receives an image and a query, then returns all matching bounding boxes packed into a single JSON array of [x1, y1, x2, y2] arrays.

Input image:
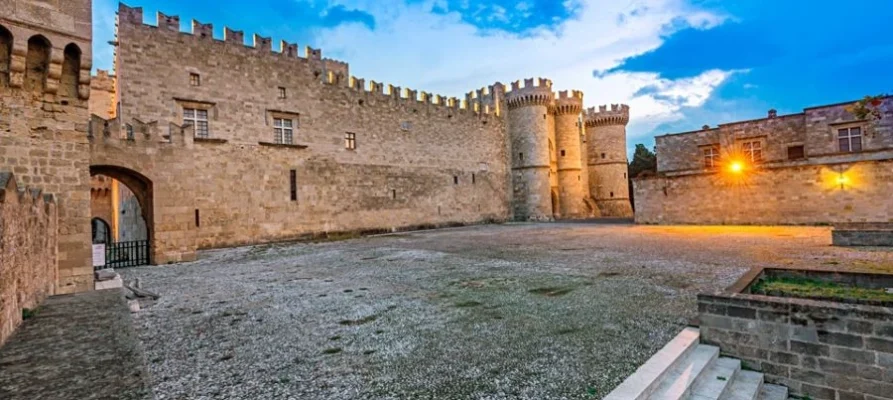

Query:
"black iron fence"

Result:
[[96, 240, 150, 269]]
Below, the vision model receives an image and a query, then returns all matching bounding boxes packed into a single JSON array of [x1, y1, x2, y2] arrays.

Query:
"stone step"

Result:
[[757, 384, 788, 400], [723, 370, 763, 400], [649, 344, 720, 400], [603, 327, 701, 400], [689, 357, 741, 400]]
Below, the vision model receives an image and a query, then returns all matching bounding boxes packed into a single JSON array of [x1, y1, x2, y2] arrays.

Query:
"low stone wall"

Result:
[[832, 229, 893, 247], [633, 159, 893, 225], [698, 288, 893, 400], [0, 172, 58, 347]]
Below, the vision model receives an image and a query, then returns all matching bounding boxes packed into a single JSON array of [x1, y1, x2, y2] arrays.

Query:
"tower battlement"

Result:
[[118, 4, 348, 75], [505, 78, 553, 109], [554, 90, 584, 115], [584, 104, 630, 127]]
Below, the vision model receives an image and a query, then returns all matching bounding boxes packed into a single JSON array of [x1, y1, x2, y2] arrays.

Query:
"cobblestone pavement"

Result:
[[0, 289, 154, 400], [120, 223, 892, 400]]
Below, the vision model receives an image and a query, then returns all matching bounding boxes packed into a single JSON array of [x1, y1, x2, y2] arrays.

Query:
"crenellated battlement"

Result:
[[584, 104, 630, 127], [553, 90, 584, 115], [117, 4, 349, 77], [0, 172, 56, 208], [506, 78, 554, 110], [336, 75, 503, 117]]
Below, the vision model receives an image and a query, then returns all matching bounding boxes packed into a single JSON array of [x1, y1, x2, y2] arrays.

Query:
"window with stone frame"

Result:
[[741, 140, 762, 162], [273, 117, 294, 144], [189, 73, 201, 87], [787, 145, 806, 160], [702, 145, 720, 169], [278, 87, 287, 99], [838, 127, 862, 153], [183, 108, 210, 138], [345, 132, 356, 150]]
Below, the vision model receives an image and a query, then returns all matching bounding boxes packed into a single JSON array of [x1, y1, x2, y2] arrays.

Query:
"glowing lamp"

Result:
[[729, 162, 744, 174]]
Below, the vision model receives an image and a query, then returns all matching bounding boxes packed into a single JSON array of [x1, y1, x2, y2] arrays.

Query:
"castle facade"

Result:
[[0, 0, 632, 294]]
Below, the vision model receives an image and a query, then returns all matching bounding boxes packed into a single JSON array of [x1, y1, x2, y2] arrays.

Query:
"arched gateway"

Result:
[[89, 165, 154, 268]]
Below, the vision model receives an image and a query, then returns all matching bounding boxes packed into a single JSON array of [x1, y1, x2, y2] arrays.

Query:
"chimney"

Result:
[[768, 109, 778, 119]]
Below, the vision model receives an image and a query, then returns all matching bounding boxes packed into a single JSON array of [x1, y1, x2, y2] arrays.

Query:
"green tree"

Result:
[[628, 144, 657, 179]]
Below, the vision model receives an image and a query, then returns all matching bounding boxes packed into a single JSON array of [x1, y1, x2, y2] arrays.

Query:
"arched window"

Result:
[[25, 35, 51, 93], [92, 218, 111, 244], [0, 25, 11, 86], [60, 43, 81, 98]]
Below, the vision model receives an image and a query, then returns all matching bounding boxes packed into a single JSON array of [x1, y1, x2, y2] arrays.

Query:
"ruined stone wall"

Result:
[[109, 6, 510, 258], [0, 172, 57, 347], [634, 158, 893, 225], [0, 1, 93, 293]]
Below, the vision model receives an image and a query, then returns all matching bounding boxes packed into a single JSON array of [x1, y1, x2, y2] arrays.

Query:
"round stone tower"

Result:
[[506, 78, 554, 221], [585, 104, 634, 217], [553, 90, 590, 218]]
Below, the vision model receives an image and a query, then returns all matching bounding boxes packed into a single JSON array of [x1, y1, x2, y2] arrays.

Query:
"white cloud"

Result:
[[311, 0, 732, 140]]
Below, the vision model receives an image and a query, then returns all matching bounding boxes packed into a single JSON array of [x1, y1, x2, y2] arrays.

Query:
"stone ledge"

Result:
[[193, 137, 228, 144], [257, 141, 309, 149]]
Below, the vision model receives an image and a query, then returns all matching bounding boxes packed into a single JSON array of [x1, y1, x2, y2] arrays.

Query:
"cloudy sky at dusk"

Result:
[[93, 0, 893, 152]]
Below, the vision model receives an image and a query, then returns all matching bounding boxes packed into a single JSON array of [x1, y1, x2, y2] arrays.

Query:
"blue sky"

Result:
[[93, 0, 893, 152]]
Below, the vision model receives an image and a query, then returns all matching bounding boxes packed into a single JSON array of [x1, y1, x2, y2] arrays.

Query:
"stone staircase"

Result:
[[604, 327, 790, 400]]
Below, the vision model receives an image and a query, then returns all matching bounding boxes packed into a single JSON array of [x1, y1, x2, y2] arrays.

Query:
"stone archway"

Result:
[[91, 217, 111, 244], [89, 165, 154, 265]]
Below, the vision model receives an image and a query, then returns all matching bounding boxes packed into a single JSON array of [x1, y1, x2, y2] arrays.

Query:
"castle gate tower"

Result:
[[506, 78, 554, 221], [0, 0, 95, 293], [585, 105, 634, 218], [553, 90, 590, 218]]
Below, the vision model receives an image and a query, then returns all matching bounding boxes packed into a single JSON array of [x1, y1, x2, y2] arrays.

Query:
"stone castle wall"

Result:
[[109, 5, 511, 259], [0, 172, 57, 347], [634, 159, 893, 225], [637, 98, 893, 225], [0, 0, 94, 294]]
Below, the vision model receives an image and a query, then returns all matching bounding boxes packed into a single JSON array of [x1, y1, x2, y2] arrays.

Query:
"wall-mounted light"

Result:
[[837, 173, 849, 190], [728, 161, 745, 174]]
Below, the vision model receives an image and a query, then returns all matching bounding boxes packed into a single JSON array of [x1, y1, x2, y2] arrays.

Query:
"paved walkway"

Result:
[[0, 289, 154, 400]]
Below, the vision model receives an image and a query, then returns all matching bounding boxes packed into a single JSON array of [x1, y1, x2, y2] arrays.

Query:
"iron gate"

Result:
[[98, 240, 150, 269]]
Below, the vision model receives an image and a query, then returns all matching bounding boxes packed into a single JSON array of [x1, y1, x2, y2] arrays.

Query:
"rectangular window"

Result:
[[273, 118, 294, 144], [560, 150, 566, 157], [742, 141, 762, 162], [345, 132, 356, 150], [125, 124, 134, 140], [194, 209, 200, 227], [189, 73, 201, 87], [787, 145, 805, 160], [519, 152, 524, 161], [838, 127, 862, 153], [183, 108, 210, 138], [472, 173, 476, 184], [278, 87, 287, 99], [703, 146, 720, 168], [453, 176, 459, 185], [289, 169, 297, 201]]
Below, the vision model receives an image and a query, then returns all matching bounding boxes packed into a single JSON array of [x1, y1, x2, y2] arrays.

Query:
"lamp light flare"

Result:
[[729, 162, 744, 174]]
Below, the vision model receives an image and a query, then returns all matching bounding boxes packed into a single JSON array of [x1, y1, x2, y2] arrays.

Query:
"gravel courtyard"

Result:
[[120, 222, 892, 400]]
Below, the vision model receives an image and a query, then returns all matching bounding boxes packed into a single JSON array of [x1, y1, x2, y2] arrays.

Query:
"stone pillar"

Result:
[[505, 78, 554, 221], [585, 104, 634, 218], [553, 90, 589, 219]]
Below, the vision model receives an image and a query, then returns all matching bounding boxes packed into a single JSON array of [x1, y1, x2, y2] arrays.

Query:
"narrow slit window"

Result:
[[194, 209, 200, 227], [453, 176, 459, 185], [519, 152, 524, 161], [392, 189, 397, 199], [289, 169, 297, 201], [472, 173, 476, 184]]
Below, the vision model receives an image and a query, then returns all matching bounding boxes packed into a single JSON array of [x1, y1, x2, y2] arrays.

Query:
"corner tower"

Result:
[[553, 90, 590, 218], [506, 78, 554, 221], [0, 0, 94, 293], [585, 104, 634, 217]]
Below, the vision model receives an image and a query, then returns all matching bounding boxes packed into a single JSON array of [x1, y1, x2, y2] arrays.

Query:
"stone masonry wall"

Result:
[[107, 6, 511, 259], [0, 172, 57, 347], [698, 292, 893, 400], [634, 158, 893, 225]]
